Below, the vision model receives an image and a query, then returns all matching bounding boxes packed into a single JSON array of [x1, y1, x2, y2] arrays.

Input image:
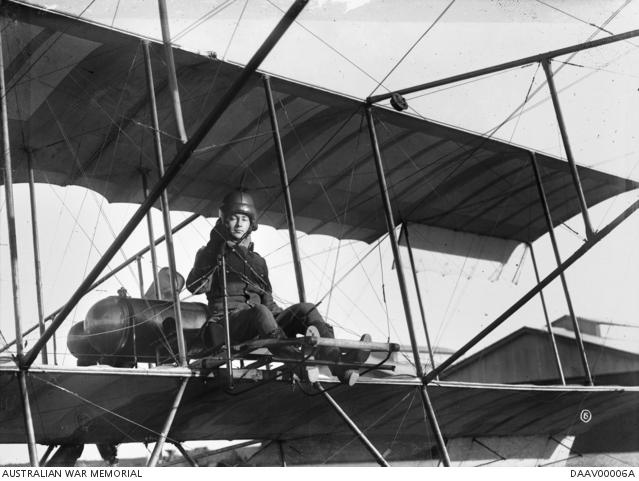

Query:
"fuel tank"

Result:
[[67, 296, 210, 365]]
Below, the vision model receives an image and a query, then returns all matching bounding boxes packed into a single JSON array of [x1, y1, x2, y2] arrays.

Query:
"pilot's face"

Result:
[[225, 213, 251, 240]]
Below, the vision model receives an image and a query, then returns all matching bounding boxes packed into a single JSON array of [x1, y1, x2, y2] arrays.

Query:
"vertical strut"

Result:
[[220, 249, 234, 389], [23, 0, 309, 369], [143, 40, 187, 366], [140, 170, 161, 299], [136, 256, 145, 297], [18, 371, 39, 466], [527, 242, 565, 385], [530, 151, 592, 385], [157, 0, 187, 143], [0, 24, 39, 466], [541, 59, 594, 240], [27, 152, 48, 364], [263, 75, 306, 302], [147, 378, 189, 466], [401, 222, 437, 373], [314, 382, 390, 467], [365, 106, 451, 466]]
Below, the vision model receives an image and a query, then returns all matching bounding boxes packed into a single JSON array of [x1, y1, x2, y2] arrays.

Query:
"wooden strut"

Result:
[[21, 0, 310, 368], [424, 197, 639, 383], [530, 150, 590, 385], [365, 106, 451, 466], [220, 247, 234, 389], [0, 22, 39, 466], [142, 39, 187, 366], [367, 28, 639, 104], [140, 170, 162, 299], [263, 74, 307, 303], [147, 378, 189, 467], [527, 242, 565, 385], [157, 0, 188, 143], [27, 152, 49, 364], [400, 222, 437, 374], [541, 60, 594, 241], [314, 382, 390, 467]]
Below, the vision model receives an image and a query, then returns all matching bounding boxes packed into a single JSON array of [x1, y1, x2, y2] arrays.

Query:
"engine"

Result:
[[67, 296, 211, 366]]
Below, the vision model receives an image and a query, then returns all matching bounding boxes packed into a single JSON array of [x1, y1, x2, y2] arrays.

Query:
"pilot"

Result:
[[186, 190, 340, 361]]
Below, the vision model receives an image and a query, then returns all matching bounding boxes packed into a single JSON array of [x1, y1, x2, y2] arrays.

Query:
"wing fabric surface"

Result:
[[0, 366, 637, 463], [2, 1, 637, 245]]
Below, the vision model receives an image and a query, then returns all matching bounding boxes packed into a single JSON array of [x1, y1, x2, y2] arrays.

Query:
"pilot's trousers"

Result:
[[222, 302, 334, 342]]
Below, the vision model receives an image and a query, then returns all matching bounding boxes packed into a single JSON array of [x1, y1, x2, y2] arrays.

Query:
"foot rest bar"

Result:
[[234, 337, 400, 353]]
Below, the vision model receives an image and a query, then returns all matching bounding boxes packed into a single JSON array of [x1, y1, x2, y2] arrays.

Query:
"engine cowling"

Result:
[[67, 296, 210, 365]]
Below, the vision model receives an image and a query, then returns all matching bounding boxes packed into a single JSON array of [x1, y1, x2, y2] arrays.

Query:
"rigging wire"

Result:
[[264, 0, 386, 89], [30, 373, 182, 442], [481, 0, 634, 139], [223, 0, 249, 61], [369, 0, 457, 97], [172, 0, 239, 42], [320, 387, 413, 465], [110, 0, 121, 27], [535, 0, 616, 36]]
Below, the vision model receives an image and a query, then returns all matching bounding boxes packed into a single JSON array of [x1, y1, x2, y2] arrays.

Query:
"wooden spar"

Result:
[[0, 22, 39, 466], [368, 28, 639, 104], [263, 74, 306, 302], [0, 213, 200, 356], [424, 197, 639, 383], [142, 39, 187, 366], [365, 106, 451, 466], [401, 222, 437, 374], [157, 0, 187, 143], [541, 59, 594, 240], [136, 256, 145, 297], [22, 0, 310, 368], [27, 152, 48, 364], [530, 150, 592, 385], [147, 378, 189, 467], [140, 170, 162, 299], [527, 242, 565, 385], [220, 249, 234, 389], [314, 382, 390, 467]]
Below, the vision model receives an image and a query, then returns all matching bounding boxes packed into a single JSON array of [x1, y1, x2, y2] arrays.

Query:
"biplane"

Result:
[[2, 0, 639, 467]]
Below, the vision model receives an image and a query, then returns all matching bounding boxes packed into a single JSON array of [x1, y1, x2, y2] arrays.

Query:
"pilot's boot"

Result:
[[266, 328, 300, 359], [200, 320, 225, 354]]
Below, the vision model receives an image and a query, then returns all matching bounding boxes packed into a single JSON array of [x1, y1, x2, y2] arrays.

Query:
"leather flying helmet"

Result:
[[219, 190, 258, 231]]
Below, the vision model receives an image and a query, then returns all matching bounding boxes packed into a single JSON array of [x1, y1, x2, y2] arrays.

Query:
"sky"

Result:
[[2, 0, 639, 465]]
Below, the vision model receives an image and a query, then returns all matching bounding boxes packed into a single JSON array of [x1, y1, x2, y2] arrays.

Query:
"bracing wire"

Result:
[[172, 0, 239, 42], [535, 0, 616, 36], [264, 0, 385, 88], [223, 0, 249, 61], [30, 373, 183, 442], [369, 0, 457, 97], [110, 0, 121, 27], [321, 389, 414, 465]]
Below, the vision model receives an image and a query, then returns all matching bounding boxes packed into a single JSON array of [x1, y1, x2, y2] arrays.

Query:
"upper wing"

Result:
[[3, 0, 637, 245]]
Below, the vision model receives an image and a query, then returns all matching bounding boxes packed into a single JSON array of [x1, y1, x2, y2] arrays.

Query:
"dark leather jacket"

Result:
[[186, 224, 282, 317]]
